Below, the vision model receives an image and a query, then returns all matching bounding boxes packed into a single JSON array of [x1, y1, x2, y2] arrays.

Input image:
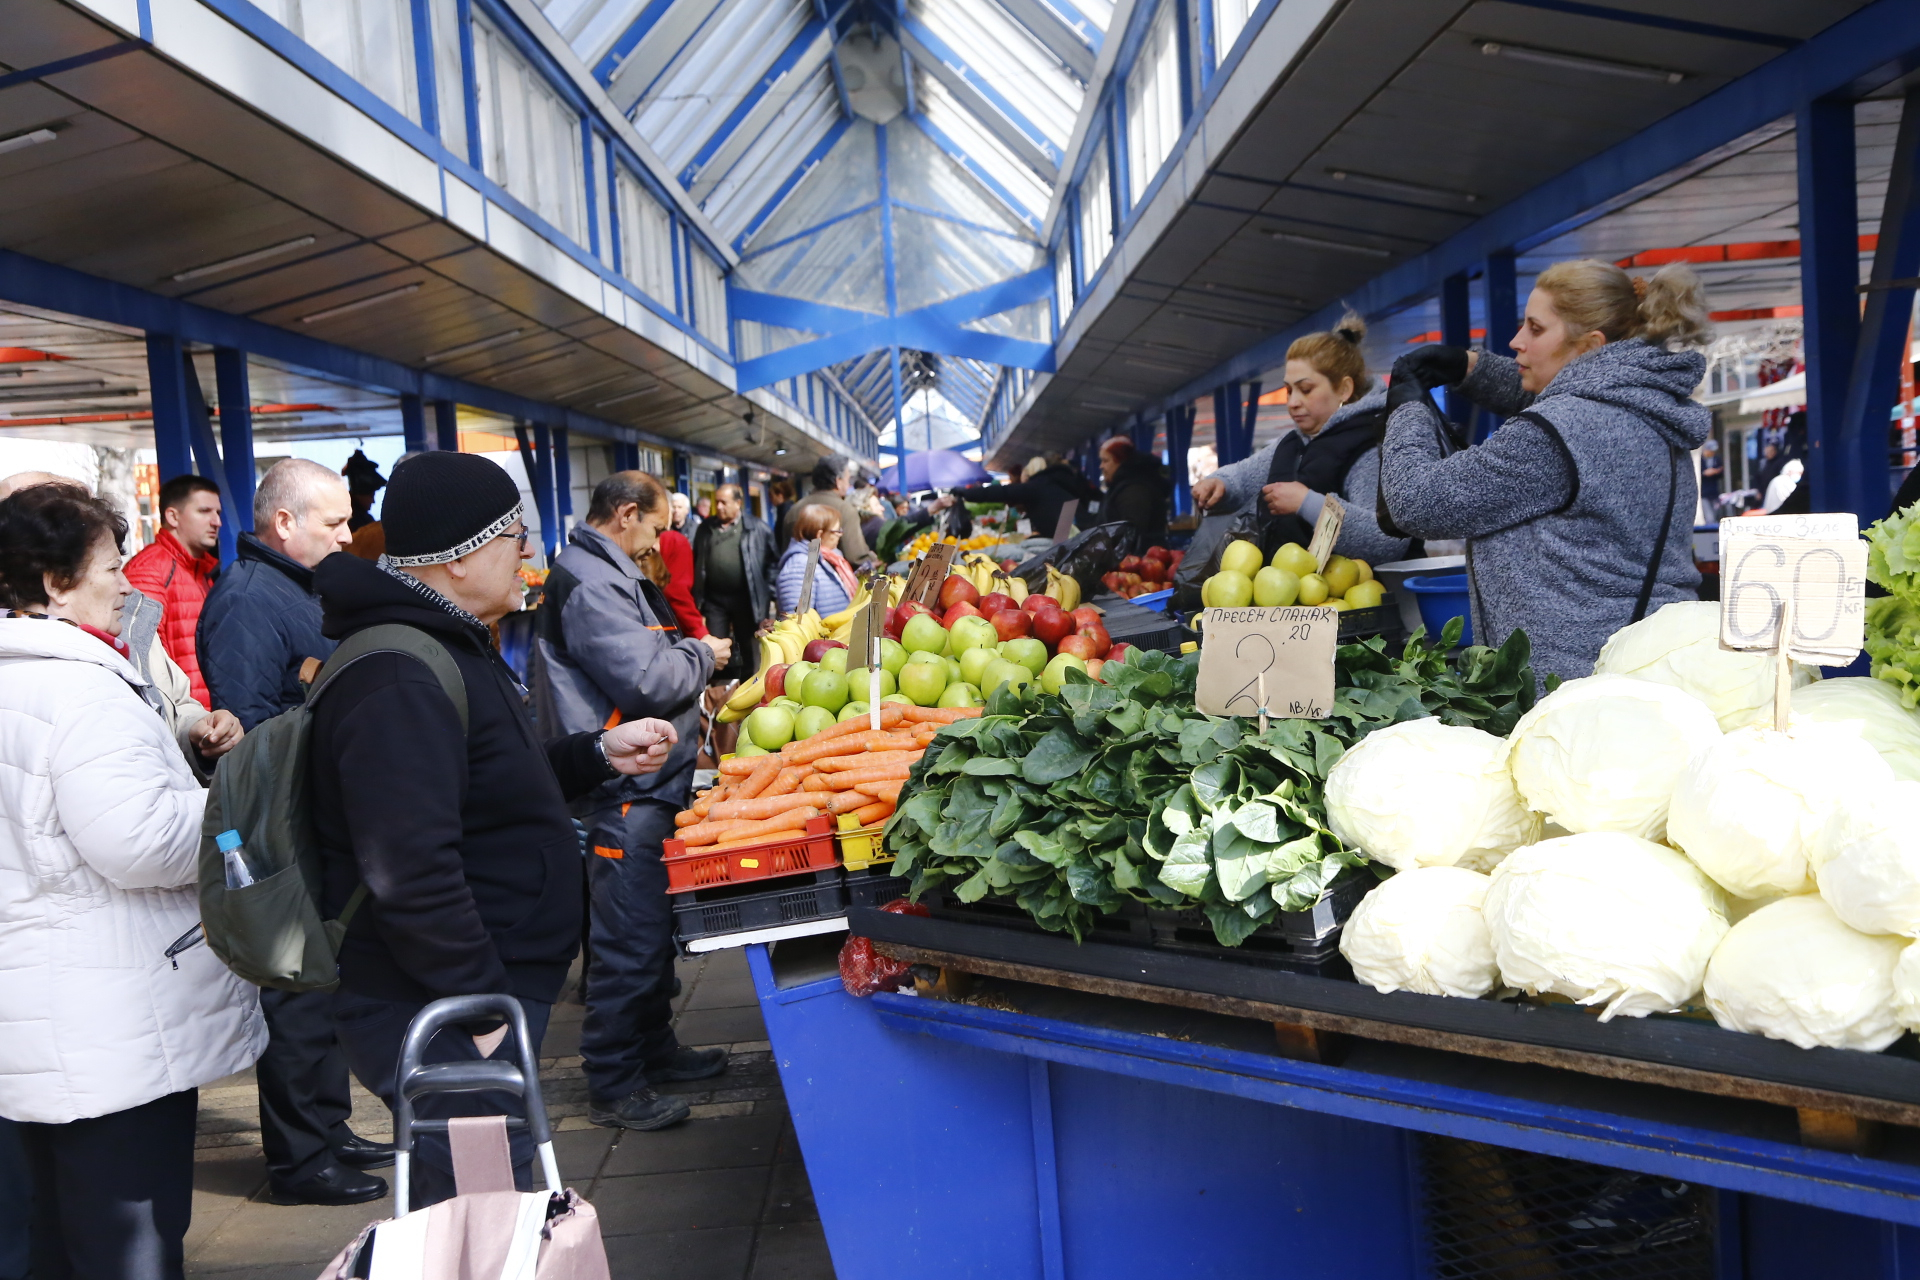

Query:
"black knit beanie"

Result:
[[382, 451, 524, 566]]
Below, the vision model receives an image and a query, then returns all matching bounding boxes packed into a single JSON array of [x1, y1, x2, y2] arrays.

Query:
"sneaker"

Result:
[[589, 1086, 691, 1131], [1564, 1172, 1704, 1255], [647, 1044, 729, 1082]]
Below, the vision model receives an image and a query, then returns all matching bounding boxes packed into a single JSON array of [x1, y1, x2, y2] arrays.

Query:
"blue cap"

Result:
[[216, 830, 244, 854]]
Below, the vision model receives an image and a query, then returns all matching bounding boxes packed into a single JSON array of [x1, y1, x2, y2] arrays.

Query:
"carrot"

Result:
[[803, 773, 832, 792], [852, 801, 894, 826], [781, 707, 909, 756], [713, 805, 820, 845], [709, 791, 823, 823], [903, 706, 982, 724], [761, 765, 805, 798], [816, 762, 913, 790], [856, 779, 904, 803], [827, 790, 875, 815], [718, 756, 762, 777], [911, 724, 942, 746], [674, 819, 749, 848], [675, 810, 701, 828], [787, 729, 908, 766], [815, 750, 922, 773], [734, 757, 782, 800]]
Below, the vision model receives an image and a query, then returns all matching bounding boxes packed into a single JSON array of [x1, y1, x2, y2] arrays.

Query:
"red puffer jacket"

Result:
[[655, 529, 708, 638], [124, 531, 218, 706]]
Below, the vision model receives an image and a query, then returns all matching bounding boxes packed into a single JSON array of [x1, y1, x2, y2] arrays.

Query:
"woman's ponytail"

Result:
[[1634, 263, 1714, 350]]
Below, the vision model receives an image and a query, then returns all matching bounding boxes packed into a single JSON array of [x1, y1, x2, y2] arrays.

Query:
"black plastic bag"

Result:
[[1011, 520, 1142, 601], [1169, 510, 1263, 613]]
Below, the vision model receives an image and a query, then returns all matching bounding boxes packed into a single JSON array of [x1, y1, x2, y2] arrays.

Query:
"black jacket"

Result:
[[1101, 454, 1170, 543], [309, 554, 613, 1006], [956, 465, 1098, 540], [198, 533, 336, 731], [691, 513, 777, 621], [1259, 402, 1385, 551]]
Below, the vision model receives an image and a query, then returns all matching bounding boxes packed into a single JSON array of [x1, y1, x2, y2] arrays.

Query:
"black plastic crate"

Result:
[[1143, 907, 1350, 977], [844, 866, 914, 911], [672, 868, 844, 950], [924, 890, 1153, 945], [1276, 868, 1374, 949]]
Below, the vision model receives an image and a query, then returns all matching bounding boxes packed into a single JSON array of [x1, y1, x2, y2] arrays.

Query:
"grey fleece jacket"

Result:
[[1190, 384, 1412, 570], [1379, 341, 1710, 687]]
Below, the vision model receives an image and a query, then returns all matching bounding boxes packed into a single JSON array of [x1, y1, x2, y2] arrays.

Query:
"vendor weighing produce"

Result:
[[1378, 260, 1714, 686]]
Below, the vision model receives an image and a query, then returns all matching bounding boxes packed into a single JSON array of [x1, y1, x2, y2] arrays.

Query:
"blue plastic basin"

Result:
[[1400, 573, 1473, 646]]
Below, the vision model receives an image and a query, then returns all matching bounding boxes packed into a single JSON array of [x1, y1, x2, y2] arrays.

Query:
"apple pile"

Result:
[[1101, 545, 1182, 599], [1200, 540, 1386, 612]]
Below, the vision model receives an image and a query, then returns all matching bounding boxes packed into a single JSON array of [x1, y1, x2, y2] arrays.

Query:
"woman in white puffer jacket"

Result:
[[0, 485, 265, 1279]]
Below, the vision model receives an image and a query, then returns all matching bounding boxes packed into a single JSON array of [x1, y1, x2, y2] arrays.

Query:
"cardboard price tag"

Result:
[[1306, 495, 1346, 574], [1718, 514, 1865, 666], [1194, 606, 1339, 719], [902, 543, 958, 610]]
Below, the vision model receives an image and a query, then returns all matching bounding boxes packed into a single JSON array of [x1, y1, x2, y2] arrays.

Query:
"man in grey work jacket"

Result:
[[531, 470, 732, 1131]]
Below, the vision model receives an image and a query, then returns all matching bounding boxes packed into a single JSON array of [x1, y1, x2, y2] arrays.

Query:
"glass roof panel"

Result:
[[630, 0, 812, 175], [910, 0, 1082, 151], [745, 121, 879, 252], [700, 65, 843, 241], [893, 208, 1041, 312], [734, 209, 888, 314], [915, 73, 1049, 225], [887, 121, 1037, 242]]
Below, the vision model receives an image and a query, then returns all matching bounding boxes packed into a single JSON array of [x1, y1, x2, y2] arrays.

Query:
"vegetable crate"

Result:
[[664, 815, 838, 893], [672, 868, 846, 953], [835, 814, 892, 871], [844, 865, 913, 911]]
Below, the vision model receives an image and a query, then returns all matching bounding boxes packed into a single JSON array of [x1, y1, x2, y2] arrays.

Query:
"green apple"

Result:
[[937, 681, 981, 709], [770, 696, 803, 714], [897, 658, 950, 706], [982, 659, 1033, 697], [794, 704, 837, 739], [801, 669, 849, 713], [846, 666, 896, 699], [901, 613, 950, 656], [837, 700, 871, 723], [948, 614, 1000, 655], [878, 637, 908, 676], [784, 660, 816, 694], [1219, 539, 1264, 577], [744, 705, 795, 751], [733, 741, 770, 757], [1272, 542, 1318, 577], [881, 693, 914, 706], [1252, 566, 1300, 608], [958, 645, 999, 688], [997, 637, 1048, 677], [1208, 570, 1254, 608], [818, 646, 849, 676], [943, 655, 963, 685], [1041, 651, 1088, 696]]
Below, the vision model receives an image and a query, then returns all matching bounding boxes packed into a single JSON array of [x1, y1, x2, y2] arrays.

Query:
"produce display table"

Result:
[[749, 931, 1920, 1280]]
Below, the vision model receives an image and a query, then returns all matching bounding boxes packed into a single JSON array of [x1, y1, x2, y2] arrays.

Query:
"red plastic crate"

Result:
[[663, 814, 838, 892]]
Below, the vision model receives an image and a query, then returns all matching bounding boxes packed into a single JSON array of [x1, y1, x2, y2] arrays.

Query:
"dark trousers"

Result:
[[0, 1120, 30, 1280], [22, 1090, 197, 1280], [580, 799, 681, 1103], [256, 987, 355, 1183], [330, 989, 552, 1210], [701, 592, 758, 681]]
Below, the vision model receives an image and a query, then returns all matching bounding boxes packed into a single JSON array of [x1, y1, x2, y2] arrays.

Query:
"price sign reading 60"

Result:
[[1718, 516, 1865, 666]]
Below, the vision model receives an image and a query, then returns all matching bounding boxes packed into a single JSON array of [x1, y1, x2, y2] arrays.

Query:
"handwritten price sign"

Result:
[[1718, 513, 1865, 666], [1194, 606, 1339, 719]]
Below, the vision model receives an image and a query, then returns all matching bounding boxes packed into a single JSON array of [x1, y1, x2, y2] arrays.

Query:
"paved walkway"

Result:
[[185, 949, 835, 1280]]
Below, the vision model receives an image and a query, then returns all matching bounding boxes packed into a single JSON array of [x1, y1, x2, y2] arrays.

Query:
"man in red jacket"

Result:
[[124, 474, 221, 706]]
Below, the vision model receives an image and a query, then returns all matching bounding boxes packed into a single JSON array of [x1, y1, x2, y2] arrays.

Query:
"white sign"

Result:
[[1718, 514, 1865, 667], [1195, 606, 1339, 719]]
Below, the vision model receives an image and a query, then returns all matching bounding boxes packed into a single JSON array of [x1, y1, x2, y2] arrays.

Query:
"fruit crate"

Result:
[[844, 865, 914, 910], [672, 868, 846, 953], [663, 815, 838, 893], [836, 813, 892, 871], [1336, 603, 1400, 640]]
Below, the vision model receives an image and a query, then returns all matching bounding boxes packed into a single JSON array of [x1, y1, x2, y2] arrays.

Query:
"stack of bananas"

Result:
[[716, 574, 907, 722], [954, 552, 1027, 603], [1040, 564, 1081, 612]]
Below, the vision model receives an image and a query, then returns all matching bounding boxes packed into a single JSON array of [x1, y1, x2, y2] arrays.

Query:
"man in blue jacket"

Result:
[[532, 471, 731, 1131], [197, 458, 387, 1206]]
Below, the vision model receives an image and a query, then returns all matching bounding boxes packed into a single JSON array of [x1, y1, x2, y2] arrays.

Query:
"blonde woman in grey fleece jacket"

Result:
[[1379, 261, 1714, 687]]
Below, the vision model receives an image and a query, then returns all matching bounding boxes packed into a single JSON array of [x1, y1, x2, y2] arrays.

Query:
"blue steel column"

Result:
[[212, 347, 255, 535], [514, 421, 559, 561], [1242, 381, 1262, 454], [889, 346, 907, 487], [879, 121, 904, 480], [180, 354, 239, 565], [433, 399, 460, 451], [553, 426, 573, 539], [1484, 251, 1518, 358], [1167, 405, 1194, 517], [673, 450, 691, 496], [400, 394, 428, 453], [1838, 88, 1920, 522], [1798, 97, 1862, 513], [1213, 382, 1246, 465], [145, 333, 194, 482]]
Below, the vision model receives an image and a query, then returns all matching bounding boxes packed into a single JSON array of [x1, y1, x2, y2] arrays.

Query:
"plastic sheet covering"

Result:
[[734, 321, 817, 361]]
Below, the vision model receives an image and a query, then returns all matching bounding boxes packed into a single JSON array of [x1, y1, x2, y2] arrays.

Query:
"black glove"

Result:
[[1394, 344, 1472, 390]]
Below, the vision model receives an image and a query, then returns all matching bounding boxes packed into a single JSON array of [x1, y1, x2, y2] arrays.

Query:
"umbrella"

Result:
[[887, 449, 990, 492]]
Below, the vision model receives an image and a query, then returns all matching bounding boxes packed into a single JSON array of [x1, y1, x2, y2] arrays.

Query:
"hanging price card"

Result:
[[1195, 606, 1339, 718], [1718, 513, 1866, 666]]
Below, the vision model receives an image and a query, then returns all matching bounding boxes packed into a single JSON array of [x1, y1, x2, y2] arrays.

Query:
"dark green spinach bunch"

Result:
[[1330, 619, 1536, 741]]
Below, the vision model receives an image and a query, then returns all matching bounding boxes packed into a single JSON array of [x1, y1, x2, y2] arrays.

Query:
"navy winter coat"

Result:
[[197, 534, 336, 731]]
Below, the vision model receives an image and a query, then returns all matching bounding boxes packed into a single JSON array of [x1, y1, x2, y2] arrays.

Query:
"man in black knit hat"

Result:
[[308, 451, 678, 1207]]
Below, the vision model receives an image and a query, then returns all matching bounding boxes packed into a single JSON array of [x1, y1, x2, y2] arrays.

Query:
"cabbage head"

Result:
[[1325, 719, 1540, 873], [1892, 943, 1920, 1032], [1593, 601, 1816, 730], [1703, 895, 1907, 1051], [1341, 866, 1498, 998], [1484, 833, 1728, 1020], [1866, 594, 1920, 709], [1792, 677, 1920, 782], [1814, 779, 1920, 936], [1867, 501, 1920, 599], [1666, 721, 1892, 900], [1504, 675, 1721, 841]]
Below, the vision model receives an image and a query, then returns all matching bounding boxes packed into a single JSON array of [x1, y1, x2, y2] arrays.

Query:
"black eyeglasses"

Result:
[[498, 527, 531, 554]]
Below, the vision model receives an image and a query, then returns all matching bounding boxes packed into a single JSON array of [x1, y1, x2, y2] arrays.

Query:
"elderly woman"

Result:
[[0, 484, 265, 1278], [775, 504, 857, 616]]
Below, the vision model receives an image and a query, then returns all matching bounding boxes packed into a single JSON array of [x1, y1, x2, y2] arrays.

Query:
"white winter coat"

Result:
[[0, 617, 265, 1124]]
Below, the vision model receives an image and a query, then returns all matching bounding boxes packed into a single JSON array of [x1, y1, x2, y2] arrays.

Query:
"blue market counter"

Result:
[[747, 936, 1920, 1280]]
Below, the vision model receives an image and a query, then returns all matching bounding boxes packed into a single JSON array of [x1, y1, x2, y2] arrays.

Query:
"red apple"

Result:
[[1118, 555, 1143, 574], [1057, 633, 1098, 661], [1069, 605, 1104, 631], [943, 601, 981, 626], [1100, 572, 1125, 594], [1138, 561, 1165, 583], [1146, 545, 1169, 560], [990, 608, 1032, 641], [1168, 550, 1185, 571], [803, 638, 845, 663], [1001, 559, 1019, 571], [1022, 594, 1059, 615], [765, 663, 789, 699], [978, 592, 1015, 617], [1032, 608, 1074, 647], [891, 601, 933, 632], [1108, 642, 1134, 663], [1077, 622, 1112, 658], [1085, 657, 1106, 682], [939, 574, 980, 610]]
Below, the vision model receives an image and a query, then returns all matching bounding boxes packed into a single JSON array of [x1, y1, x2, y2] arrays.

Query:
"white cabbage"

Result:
[[1667, 722, 1892, 900], [1792, 677, 1920, 782], [1814, 779, 1920, 935], [1504, 675, 1722, 841], [1592, 600, 1817, 730], [1703, 895, 1907, 1051], [1892, 943, 1920, 1031], [1325, 719, 1540, 872], [1483, 833, 1728, 1020], [1341, 866, 1498, 997]]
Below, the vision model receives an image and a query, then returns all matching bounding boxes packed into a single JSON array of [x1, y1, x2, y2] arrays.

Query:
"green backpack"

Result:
[[195, 624, 468, 992]]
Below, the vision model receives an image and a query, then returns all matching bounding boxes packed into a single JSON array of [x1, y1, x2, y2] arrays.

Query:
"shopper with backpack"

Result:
[[309, 451, 675, 1208], [0, 484, 266, 1280]]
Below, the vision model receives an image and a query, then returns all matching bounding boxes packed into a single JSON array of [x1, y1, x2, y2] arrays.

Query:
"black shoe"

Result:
[[334, 1132, 395, 1170], [647, 1044, 729, 1082], [266, 1163, 388, 1207], [589, 1087, 691, 1132], [1564, 1173, 1704, 1256]]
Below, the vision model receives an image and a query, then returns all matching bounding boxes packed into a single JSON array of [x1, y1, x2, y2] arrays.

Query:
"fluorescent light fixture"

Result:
[[172, 236, 318, 283], [1480, 41, 1686, 84], [494, 348, 576, 376], [591, 384, 660, 409], [773, 445, 787, 455], [1265, 229, 1394, 259], [0, 128, 58, 157], [424, 329, 525, 363], [1326, 168, 1478, 205], [0, 381, 110, 401], [300, 284, 420, 324]]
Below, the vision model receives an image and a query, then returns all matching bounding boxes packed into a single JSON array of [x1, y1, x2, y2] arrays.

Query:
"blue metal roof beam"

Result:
[[908, 114, 1042, 231], [604, 0, 730, 113], [812, 0, 855, 117], [896, 15, 1061, 182], [731, 118, 857, 252], [682, 12, 838, 191], [590, 0, 678, 85], [992, 0, 1096, 81]]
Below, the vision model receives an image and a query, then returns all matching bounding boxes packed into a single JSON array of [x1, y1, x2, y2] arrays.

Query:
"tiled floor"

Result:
[[185, 949, 836, 1280]]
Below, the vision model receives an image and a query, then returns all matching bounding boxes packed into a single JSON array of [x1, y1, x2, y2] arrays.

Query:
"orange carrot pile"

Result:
[[673, 704, 983, 852]]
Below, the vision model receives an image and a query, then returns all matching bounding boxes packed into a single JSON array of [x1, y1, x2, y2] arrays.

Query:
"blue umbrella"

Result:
[[887, 449, 991, 492]]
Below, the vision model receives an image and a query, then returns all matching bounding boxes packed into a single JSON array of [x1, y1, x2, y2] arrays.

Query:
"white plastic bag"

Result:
[[1340, 866, 1498, 998]]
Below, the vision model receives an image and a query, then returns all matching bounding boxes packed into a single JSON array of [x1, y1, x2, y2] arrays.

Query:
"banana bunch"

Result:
[[1044, 565, 1081, 611], [717, 574, 912, 723], [955, 551, 1029, 604]]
